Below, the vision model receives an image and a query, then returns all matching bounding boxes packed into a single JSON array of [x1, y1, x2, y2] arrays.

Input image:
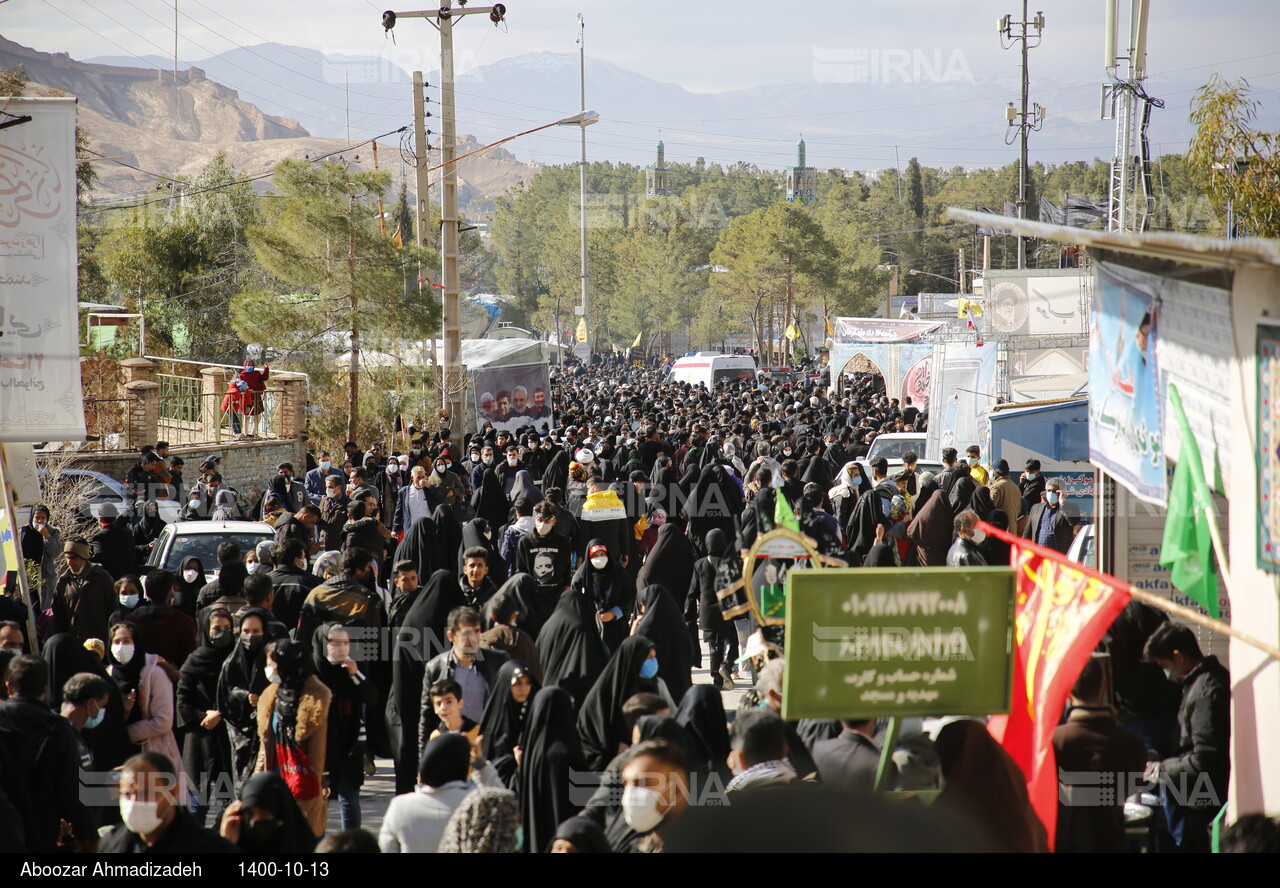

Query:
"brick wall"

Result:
[[52, 438, 307, 509]]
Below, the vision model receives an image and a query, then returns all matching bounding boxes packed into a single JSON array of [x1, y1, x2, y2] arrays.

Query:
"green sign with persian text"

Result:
[[782, 568, 1015, 720]]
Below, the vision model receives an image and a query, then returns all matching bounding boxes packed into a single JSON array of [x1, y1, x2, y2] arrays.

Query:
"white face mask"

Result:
[[621, 785, 665, 833], [111, 643, 135, 664], [247, 562, 265, 574], [507, 456, 520, 467], [971, 528, 986, 545], [535, 520, 554, 536], [265, 665, 280, 684], [1046, 491, 1060, 506], [119, 593, 140, 609], [120, 798, 164, 835], [1025, 472, 1038, 479], [590, 556, 609, 570], [482, 455, 494, 466], [182, 569, 200, 584]]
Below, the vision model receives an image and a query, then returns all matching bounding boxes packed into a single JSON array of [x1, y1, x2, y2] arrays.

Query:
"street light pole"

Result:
[[576, 13, 590, 361]]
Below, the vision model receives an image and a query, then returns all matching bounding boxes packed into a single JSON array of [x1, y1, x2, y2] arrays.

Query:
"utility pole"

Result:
[[412, 70, 437, 371], [347, 185, 359, 443], [576, 12, 590, 361], [1102, 0, 1156, 233], [173, 0, 179, 86], [383, 2, 508, 427], [1000, 3, 1045, 268]]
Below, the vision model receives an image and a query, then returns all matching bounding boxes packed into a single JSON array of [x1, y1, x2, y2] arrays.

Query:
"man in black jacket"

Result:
[[273, 504, 321, 555], [99, 752, 235, 852], [0, 656, 97, 852], [1144, 623, 1231, 853], [812, 719, 890, 793], [417, 606, 508, 757], [90, 503, 138, 581], [266, 539, 322, 631]]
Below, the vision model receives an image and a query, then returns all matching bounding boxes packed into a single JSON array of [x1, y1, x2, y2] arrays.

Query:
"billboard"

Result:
[[471, 361, 552, 434], [0, 97, 85, 441], [781, 567, 1015, 720]]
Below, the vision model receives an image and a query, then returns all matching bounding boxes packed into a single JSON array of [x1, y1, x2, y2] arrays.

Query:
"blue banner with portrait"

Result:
[[1089, 262, 1165, 505]]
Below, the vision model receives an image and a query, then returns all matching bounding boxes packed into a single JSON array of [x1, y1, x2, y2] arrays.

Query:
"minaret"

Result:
[[785, 136, 816, 203], [645, 139, 673, 197]]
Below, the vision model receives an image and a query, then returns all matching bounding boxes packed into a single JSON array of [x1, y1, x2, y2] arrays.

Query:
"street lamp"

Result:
[[908, 269, 961, 287]]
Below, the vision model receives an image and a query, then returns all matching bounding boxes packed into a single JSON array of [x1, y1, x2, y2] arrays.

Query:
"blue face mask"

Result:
[[84, 705, 105, 730], [639, 658, 660, 680], [1046, 491, 1060, 506]]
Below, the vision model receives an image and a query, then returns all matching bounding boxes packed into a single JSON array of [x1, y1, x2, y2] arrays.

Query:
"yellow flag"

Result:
[[784, 322, 801, 341], [391, 227, 403, 248], [824, 316, 834, 337], [957, 297, 983, 319], [575, 318, 587, 343], [631, 330, 643, 349]]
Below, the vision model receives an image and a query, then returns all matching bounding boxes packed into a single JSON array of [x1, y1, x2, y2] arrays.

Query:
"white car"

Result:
[[145, 520, 276, 577], [865, 432, 928, 462], [20, 468, 182, 529], [1067, 523, 1096, 569]]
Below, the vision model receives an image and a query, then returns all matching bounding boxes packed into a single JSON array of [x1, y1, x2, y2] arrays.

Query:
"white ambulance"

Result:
[[666, 353, 757, 390]]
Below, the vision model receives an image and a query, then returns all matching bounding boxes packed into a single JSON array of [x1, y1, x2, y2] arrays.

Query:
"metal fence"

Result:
[[157, 387, 288, 446]]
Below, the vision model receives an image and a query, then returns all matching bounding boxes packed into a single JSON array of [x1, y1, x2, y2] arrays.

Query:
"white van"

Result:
[[667, 353, 757, 390]]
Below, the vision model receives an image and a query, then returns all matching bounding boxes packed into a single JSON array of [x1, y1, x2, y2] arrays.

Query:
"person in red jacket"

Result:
[[237, 361, 270, 439]]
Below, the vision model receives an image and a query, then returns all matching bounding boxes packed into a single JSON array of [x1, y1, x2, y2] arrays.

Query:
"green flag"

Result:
[[773, 489, 800, 534], [1159, 384, 1219, 618]]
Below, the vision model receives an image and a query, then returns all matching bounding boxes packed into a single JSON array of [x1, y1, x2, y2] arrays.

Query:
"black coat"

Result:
[[99, 808, 237, 853], [634, 584, 693, 705], [516, 687, 586, 853], [90, 521, 138, 581], [576, 636, 657, 772], [0, 696, 96, 851], [1022, 503, 1075, 554], [479, 659, 541, 787], [216, 611, 272, 791], [536, 589, 608, 709], [1160, 655, 1231, 807], [177, 609, 235, 799], [267, 566, 322, 632]]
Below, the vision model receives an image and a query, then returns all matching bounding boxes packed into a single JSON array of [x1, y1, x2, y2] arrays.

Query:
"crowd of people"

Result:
[[0, 351, 1257, 854]]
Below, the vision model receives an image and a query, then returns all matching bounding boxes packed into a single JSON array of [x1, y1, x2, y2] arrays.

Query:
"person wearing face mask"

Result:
[[178, 607, 236, 827], [51, 539, 117, 647], [311, 623, 374, 831], [108, 622, 185, 801], [394, 465, 442, 537], [608, 738, 691, 853], [100, 752, 236, 852], [217, 609, 272, 792], [60, 672, 113, 805], [516, 502, 574, 620], [108, 575, 145, 630], [571, 540, 636, 657], [20, 504, 63, 612], [577, 636, 664, 772], [220, 770, 318, 852], [1022, 477, 1075, 554], [946, 510, 989, 568], [964, 445, 989, 487], [305, 451, 345, 505], [471, 444, 497, 492], [428, 451, 466, 510], [253, 638, 332, 837]]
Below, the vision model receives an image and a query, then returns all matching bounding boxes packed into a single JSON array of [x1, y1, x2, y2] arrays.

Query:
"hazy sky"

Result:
[[8, 0, 1277, 92]]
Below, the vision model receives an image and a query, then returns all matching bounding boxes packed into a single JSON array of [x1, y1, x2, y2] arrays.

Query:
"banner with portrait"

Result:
[[471, 362, 553, 434]]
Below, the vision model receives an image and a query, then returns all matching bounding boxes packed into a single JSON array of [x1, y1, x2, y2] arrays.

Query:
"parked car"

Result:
[[145, 520, 275, 577], [19, 469, 182, 531], [1067, 523, 1096, 569], [865, 432, 928, 462]]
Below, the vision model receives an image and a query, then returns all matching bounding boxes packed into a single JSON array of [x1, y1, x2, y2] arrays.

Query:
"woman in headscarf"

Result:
[[485, 572, 545, 639], [312, 623, 375, 831], [631, 714, 701, 778], [108, 621, 185, 801], [970, 485, 996, 524], [387, 569, 465, 794], [536, 588, 608, 708], [569, 539, 635, 655], [458, 517, 506, 584], [478, 660, 540, 788], [979, 509, 1013, 567], [551, 816, 611, 853], [19, 503, 61, 610], [220, 771, 318, 852], [799, 452, 835, 507], [439, 787, 522, 853], [43, 632, 132, 771], [431, 503, 464, 573], [509, 470, 543, 508], [673, 463, 701, 521], [675, 684, 731, 780], [218, 607, 272, 791], [178, 606, 236, 827], [906, 480, 955, 567], [471, 468, 509, 533], [394, 511, 443, 582], [576, 636, 661, 771], [212, 487, 240, 521], [948, 474, 977, 516], [311, 550, 343, 581], [934, 719, 1049, 853], [828, 461, 872, 533], [517, 686, 588, 854], [174, 556, 207, 618], [130, 500, 166, 563], [632, 584, 693, 705], [636, 524, 698, 612], [541, 446, 571, 494], [255, 637, 332, 837]]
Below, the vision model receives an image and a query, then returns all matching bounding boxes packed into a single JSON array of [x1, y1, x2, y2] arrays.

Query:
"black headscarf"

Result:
[[174, 556, 206, 618], [517, 686, 587, 853], [419, 732, 472, 787], [633, 584, 693, 705], [471, 468, 509, 532], [484, 572, 542, 637], [431, 503, 464, 572], [541, 448, 570, 493], [223, 607, 272, 696], [509, 470, 543, 506], [676, 684, 731, 776], [459, 517, 506, 583], [106, 622, 147, 698], [571, 537, 633, 617], [42, 632, 132, 770], [479, 659, 541, 787], [237, 771, 318, 852], [535, 589, 608, 707], [634, 714, 701, 772], [552, 816, 611, 853], [948, 475, 977, 514], [181, 606, 235, 702], [906, 486, 955, 568], [309, 621, 355, 689], [270, 638, 312, 743], [394, 513, 442, 582], [269, 474, 292, 505], [576, 635, 657, 772], [636, 525, 698, 611], [970, 485, 996, 521]]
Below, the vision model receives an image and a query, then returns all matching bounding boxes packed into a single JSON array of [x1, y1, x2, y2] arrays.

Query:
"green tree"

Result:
[[231, 159, 438, 439], [1188, 74, 1280, 238], [905, 157, 925, 220]]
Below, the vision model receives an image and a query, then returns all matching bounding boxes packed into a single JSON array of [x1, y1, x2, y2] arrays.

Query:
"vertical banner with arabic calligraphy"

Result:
[[979, 520, 1131, 850], [1088, 262, 1162, 504], [0, 97, 85, 442]]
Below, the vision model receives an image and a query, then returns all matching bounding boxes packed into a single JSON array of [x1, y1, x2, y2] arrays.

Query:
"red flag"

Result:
[[978, 520, 1132, 850]]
